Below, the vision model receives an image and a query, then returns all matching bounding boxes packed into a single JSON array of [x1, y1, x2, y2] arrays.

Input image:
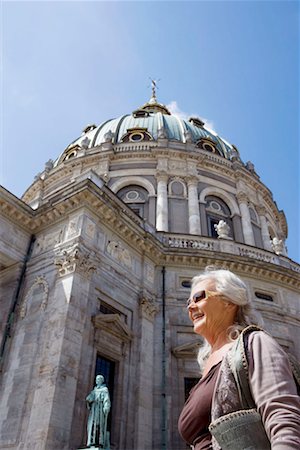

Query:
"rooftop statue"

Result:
[[214, 220, 231, 240], [86, 374, 111, 449]]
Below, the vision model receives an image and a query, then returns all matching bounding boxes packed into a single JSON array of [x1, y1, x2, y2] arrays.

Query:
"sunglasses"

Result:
[[186, 289, 221, 307]]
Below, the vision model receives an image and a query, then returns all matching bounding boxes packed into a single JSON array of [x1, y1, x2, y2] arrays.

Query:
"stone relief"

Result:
[[139, 294, 158, 321], [157, 159, 168, 172], [214, 220, 231, 240], [168, 160, 186, 171], [144, 262, 155, 284], [34, 230, 63, 255], [67, 219, 80, 239], [106, 241, 132, 268], [54, 245, 96, 278], [84, 218, 96, 240], [20, 276, 49, 318]]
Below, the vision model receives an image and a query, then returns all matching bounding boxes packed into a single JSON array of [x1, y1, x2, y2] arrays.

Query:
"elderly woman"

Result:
[[178, 267, 300, 450]]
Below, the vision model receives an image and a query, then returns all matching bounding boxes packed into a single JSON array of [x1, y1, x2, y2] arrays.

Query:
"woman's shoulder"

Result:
[[245, 327, 290, 366]]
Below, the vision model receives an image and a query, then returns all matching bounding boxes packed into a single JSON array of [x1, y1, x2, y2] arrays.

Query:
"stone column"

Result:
[[199, 202, 208, 236], [187, 177, 201, 235], [236, 192, 255, 246], [22, 243, 96, 450], [156, 174, 169, 232], [135, 293, 158, 450], [256, 206, 272, 251]]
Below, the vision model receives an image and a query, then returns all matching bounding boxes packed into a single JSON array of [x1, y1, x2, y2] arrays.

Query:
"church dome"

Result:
[[54, 94, 237, 166]]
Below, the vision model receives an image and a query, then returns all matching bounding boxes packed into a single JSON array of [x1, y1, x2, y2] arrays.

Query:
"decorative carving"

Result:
[[84, 218, 96, 240], [186, 175, 199, 187], [214, 220, 231, 240], [168, 160, 186, 171], [54, 245, 96, 278], [236, 192, 248, 203], [256, 205, 267, 216], [139, 294, 158, 321], [34, 230, 63, 255], [20, 276, 49, 318], [67, 220, 80, 239], [156, 158, 168, 172], [106, 241, 132, 268], [144, 262, 155, 284], [271, 237, 285, 256]]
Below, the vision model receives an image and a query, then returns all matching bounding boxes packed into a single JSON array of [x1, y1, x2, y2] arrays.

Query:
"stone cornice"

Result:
[[2, 177, 297, 290], [0, 186, 35, 231]]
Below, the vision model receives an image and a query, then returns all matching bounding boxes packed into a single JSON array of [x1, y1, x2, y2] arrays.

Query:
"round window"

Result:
[[130, 132, 144, 142], [203, 143, 215, 152], [64, 150, 77, 161], [126, 190, 139, 201], [210, 201, 221, 212]]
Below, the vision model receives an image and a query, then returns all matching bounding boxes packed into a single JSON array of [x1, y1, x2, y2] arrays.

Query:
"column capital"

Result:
[[139, 290, 158, 322], [256, 205, 267, 216], [236, 191, 248, 203], [54, 244, 96, 278], [155, 170, 169, 182], [186, 175, 199, 187]]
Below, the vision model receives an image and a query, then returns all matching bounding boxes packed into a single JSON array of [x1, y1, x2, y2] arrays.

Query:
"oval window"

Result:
[[130, 132, 144, 142]]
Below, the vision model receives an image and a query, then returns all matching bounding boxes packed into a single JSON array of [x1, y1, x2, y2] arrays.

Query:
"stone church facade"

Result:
[[0, 93, 299, 450]]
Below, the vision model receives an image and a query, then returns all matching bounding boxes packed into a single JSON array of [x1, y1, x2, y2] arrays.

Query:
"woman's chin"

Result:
[[193, 319, 206, 335]]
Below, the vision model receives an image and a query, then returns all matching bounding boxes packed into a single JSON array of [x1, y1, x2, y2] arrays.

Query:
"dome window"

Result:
[[63, 145, 80, 161], [203, 142, 216, 153], [132, 109, 150, 118], [196, 138, 222, 156], [82, 124, 97, 134], [189, 117, 205, 128], [130, 132, 144, 142], [121, 128, 153, 143]]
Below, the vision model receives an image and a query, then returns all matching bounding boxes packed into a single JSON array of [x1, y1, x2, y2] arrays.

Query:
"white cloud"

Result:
[[166, 100, 216, 133]]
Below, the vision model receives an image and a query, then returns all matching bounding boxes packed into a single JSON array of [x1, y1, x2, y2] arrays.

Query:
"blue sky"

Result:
[[1, 1, 299, 262]]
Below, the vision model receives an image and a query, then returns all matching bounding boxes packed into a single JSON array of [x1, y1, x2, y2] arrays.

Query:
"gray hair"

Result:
[[192, 266, 264, 373]]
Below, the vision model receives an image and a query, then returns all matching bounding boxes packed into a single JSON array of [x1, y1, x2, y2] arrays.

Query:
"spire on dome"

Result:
[[149, 78, 159, 104], [137, 78, 171, 115]]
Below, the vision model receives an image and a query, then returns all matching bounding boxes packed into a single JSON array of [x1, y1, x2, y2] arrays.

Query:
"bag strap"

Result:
[[228, 325, 262, 409]]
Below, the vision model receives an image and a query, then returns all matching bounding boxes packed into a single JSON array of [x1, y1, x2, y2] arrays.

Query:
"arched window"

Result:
[[117, 185, 149, 220], [249, 206, 263, 247], [205, 195, 234, 239]]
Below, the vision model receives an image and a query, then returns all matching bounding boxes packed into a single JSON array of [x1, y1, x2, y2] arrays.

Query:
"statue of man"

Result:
[[86, 374, 111, 449]]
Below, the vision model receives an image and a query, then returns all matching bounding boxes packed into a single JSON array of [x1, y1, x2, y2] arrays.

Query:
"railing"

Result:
[[160, 233, 300, 273], [114, 142, 158, 153]]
